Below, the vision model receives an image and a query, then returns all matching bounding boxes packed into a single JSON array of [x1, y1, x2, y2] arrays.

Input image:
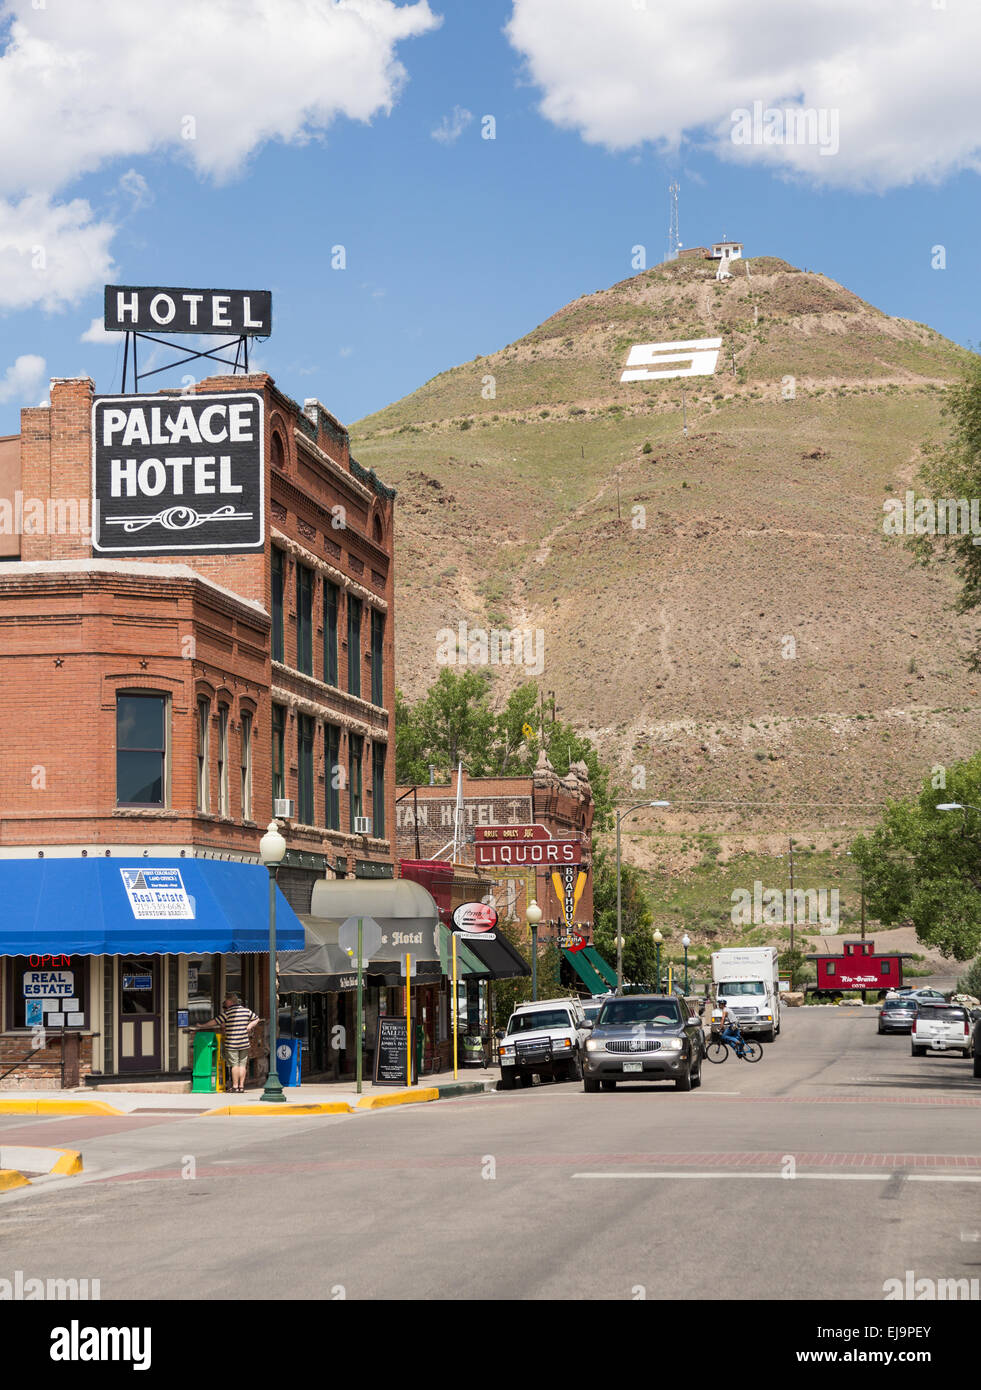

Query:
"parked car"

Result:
[[582, 994, 704, 1092], [911, 1003, 974, 1058], [582, 996, 611, 1026], [878, 997, 917, 1034], [907, 988, 947, 1003], [973, 1014, 981, 1079], [497, 998, 590, 1089]]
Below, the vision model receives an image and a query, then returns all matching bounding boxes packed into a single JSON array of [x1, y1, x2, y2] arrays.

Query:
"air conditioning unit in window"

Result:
[[274, 799, 295, 819], [354, 816, 373, 835]]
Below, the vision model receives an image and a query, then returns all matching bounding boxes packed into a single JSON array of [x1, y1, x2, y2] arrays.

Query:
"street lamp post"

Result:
[[526, 899, 543, 1001], [616, 800, 670, 994], [682, 934, 691, 994], [653, 929, 663, 992], [259, 820, 287, 1104]]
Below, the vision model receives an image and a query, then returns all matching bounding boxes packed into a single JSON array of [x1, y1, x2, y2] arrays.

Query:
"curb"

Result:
[[0, 1146, 83, 1184], [355, 1087, 440, 1110], [433, 1080, 499, 1098], [0, 1100, 123, 1117], [199, 1102, 354, 1117]]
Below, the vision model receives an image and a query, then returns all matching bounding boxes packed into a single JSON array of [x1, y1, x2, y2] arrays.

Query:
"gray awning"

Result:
[[277, 877, 440, 993]]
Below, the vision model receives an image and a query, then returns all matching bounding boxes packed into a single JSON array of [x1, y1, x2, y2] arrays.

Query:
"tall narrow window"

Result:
[[325, 723, 341, 830], [298, 715, 314, 824], [324, 580, 339, 687], [371, 609, 384, 706], [272, 705, 285, 809], [347, 596, 362, 698], [217, 704, 229, 816], [297, 564, 313, 675], [271, 549, 284, 663], [371, 742, 386, 839], [117, 694, 167, 807], [349, 733, 363, 828], [196, 697, 210, 812], [240, 711, 253, 820]]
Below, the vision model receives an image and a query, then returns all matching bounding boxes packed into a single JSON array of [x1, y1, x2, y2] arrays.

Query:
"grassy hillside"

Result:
[[352, 253, 981, 837]]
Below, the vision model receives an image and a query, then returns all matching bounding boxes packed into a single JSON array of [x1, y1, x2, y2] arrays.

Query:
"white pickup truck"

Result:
[[911, 1002, 974, 1058]]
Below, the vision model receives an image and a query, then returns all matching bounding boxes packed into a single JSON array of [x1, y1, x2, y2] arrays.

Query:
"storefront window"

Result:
[[7, 956, 88, 1030]]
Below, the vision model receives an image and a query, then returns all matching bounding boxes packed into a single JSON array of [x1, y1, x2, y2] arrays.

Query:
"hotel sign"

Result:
[[104, 285, 272, 336], [92, 393, 265, 554]]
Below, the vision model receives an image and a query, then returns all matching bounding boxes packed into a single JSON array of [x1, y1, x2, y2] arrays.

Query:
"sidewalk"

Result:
[[0, 1065, 501, 1116]]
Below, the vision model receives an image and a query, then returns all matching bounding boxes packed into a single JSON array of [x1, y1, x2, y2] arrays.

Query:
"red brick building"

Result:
[[396, 754, 596, 934], [0, 372, 401, 1086]]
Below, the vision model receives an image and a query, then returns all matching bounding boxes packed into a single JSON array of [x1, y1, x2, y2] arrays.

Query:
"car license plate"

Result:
[[622, 1062, 643, 1073], [501, 1057, 515, 1066], [934, 1042, 946, 1050]]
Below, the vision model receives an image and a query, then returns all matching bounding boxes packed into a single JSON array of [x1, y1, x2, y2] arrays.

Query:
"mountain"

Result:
[[351, 254, 980, 830]]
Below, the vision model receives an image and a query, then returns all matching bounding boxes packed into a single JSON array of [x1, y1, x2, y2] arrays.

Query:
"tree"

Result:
[[591, 846, 657, 984], [415, 668, 497, 774], [394, 688, 429, 785], [908, 356, 981, 667], [956, 954, 981, 998], [850, 750, 981, 959]]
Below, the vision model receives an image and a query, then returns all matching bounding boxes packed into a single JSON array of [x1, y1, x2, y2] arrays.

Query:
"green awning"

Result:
[[438, 924, 486, 978], [562, 947, 607, 995], [583, 945, 617, 989]]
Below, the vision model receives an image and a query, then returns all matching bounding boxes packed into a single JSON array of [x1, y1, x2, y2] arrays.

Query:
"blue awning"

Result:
[[0, 858, 305, 956]]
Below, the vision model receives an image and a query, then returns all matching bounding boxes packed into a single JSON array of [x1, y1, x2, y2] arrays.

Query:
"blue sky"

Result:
[[0, 0, 977, 437]]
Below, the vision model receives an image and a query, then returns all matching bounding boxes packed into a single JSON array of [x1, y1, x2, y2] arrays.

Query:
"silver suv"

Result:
[[498, 998, 590, 1089], [583, 993, 704, 1092]]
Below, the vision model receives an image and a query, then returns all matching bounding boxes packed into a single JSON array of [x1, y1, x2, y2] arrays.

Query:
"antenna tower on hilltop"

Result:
[[667, 180, 682, 260]]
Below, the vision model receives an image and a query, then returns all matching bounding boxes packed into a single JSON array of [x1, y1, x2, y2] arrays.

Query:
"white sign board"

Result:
[[120, 867, 194, 919], [23, 971, 74, 998], [621, 337, 722, 382]]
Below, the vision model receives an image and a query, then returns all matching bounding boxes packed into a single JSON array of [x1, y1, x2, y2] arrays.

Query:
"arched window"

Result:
[[271, 430, 286, 471]]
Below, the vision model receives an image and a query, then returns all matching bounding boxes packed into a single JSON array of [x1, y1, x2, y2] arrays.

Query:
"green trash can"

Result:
[[191, 1030, 219, 1093], [415, 1023, 425, 1078]]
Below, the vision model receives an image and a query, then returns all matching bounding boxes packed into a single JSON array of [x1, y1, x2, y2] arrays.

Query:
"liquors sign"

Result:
[[92, 392, 265, 554]]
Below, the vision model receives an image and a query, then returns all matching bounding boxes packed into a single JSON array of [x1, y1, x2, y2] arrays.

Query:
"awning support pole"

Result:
[[452, 932, 459, 1080], [356, 917, 363, 1096], [406, 955, 411, 1088]]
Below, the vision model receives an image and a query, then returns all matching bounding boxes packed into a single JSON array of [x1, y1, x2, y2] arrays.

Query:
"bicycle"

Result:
[[705, 1020, 763, 1064]]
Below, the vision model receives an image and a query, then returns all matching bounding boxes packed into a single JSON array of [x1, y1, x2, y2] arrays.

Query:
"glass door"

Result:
[[118, 956, 161, 1071]]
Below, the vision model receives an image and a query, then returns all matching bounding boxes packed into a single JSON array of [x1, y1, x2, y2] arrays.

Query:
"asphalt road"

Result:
[[1, 1006, 979, 1302]]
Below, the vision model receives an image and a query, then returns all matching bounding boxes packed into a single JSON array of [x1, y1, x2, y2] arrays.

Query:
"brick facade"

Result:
[[395, 756, 595, 935], [0, 372, 399, 1085]]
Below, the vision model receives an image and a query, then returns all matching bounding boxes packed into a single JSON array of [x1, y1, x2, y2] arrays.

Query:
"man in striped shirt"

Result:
[[194, 992, 260, 1092]]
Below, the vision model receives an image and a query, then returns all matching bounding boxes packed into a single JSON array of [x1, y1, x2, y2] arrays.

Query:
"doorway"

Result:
[[118, 956, 161, 1071]]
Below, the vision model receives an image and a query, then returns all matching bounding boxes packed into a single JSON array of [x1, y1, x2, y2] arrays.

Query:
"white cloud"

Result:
[[0, 354, 47, 403], [0, 0, 441, 308], [505, 0, 981, 190], [0, 195, 116, 311], [117, 169, 153, 211], [81, 316, 123, 344], [431, 105, 473, 144]]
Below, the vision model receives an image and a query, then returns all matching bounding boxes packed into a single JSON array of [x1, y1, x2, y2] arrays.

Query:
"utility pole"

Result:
[[788, 837, 795, 964]]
